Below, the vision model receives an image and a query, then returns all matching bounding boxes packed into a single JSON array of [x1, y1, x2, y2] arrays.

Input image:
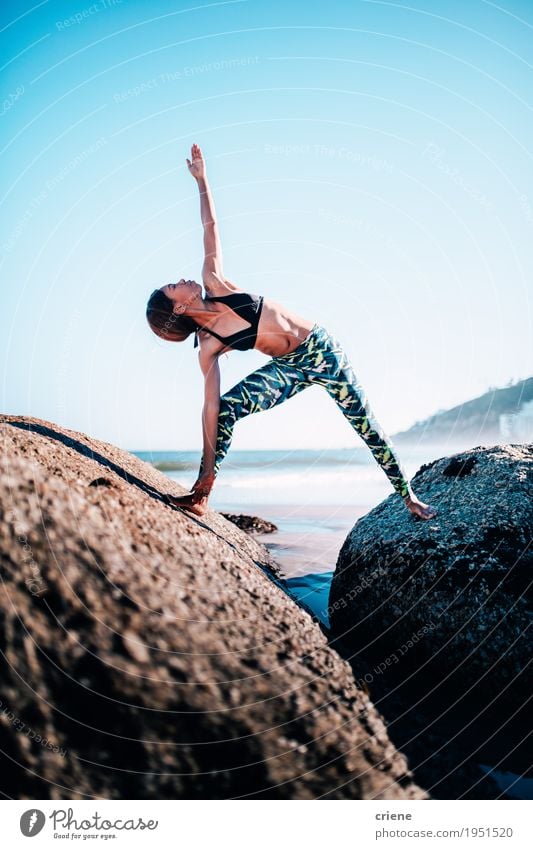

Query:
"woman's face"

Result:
[[161, 279, 202, 310]]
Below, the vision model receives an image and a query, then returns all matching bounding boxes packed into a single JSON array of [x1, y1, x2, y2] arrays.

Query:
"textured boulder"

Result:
[[0, 415, 426, 800], [329, 444, 532, 713]]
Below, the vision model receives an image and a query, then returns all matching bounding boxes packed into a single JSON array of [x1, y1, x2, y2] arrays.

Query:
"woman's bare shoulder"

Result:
[[196, 324, 228, 359]]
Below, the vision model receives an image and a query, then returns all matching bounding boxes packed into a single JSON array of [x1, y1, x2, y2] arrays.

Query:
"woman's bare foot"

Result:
[[403, 494, 438, 520], [165, 492, 209, 516]]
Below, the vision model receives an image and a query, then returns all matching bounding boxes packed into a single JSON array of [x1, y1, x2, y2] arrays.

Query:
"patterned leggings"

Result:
[[199, 323, 413, 499]]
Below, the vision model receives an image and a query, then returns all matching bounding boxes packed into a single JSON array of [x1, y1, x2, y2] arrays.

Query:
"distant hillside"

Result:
[[392, 377, 533, 446]]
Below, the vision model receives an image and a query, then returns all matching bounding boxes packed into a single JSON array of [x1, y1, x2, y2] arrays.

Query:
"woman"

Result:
[[146, 144, 437, 521]]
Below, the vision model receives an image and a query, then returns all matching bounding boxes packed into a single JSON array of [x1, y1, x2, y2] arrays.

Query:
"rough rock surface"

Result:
[[330, 444, 532, 707], [329, 445, 531, 795], [0, 415, 426, 800], [220, 513, 278, 534]]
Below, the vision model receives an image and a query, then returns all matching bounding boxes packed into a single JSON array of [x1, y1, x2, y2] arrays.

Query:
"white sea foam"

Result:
[[159, 447, 438, 507]]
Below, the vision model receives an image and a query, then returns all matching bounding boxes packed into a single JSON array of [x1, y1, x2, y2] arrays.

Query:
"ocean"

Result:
[[133, 444, 441, 509]]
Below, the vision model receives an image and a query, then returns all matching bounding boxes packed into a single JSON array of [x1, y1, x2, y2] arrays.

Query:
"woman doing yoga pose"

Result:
[[146, 144, 437, 521]]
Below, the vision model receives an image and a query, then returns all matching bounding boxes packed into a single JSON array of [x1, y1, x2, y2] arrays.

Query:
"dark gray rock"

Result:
[[329, 444, 532, 712], [0, 415, 426, 800], [220, 513, 278, 534]]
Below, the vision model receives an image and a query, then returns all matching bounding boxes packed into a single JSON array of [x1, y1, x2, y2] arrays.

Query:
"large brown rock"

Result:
[[329, 445, 532, 748], [0, 415, 426, 800]]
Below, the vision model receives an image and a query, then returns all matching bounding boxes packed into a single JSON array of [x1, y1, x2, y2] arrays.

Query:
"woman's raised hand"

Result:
[[186, 143, 206, 180]]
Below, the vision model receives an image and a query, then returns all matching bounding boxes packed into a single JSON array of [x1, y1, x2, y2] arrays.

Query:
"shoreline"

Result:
[[212, 500, 368, 578]]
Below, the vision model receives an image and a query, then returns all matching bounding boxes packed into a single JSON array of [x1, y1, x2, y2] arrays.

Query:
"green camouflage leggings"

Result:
[[200, 323, 413, 499]]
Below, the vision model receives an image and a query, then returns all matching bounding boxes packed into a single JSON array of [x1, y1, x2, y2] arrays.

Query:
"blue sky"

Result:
[[1, 0, 532, 450]]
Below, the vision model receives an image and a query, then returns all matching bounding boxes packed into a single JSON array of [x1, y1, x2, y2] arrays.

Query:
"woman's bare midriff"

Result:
[[196, 296, 316, 357], [254, 298, 315, 357]]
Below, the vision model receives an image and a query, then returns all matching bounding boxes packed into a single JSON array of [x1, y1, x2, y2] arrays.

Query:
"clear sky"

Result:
[[1, 0, 532, 451]]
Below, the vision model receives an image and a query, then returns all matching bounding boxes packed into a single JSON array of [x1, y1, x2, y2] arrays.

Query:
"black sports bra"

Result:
[[193, 291, 264, 351]]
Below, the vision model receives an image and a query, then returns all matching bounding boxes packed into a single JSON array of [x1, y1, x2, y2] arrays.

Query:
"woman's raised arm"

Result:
[[186, 143, 225, 284]]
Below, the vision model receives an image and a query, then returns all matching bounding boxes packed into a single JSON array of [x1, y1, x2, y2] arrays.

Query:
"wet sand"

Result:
[[214, 501, 368, 578]]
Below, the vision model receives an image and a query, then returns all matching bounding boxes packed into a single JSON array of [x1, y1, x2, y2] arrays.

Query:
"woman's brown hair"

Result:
[[146, 288, 198, 342]]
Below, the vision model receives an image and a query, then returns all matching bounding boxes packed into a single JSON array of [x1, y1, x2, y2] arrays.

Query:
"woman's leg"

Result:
[[300, 328, 414, 498], [199, 357, 310, 479], [171, 358, 310, 514]]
